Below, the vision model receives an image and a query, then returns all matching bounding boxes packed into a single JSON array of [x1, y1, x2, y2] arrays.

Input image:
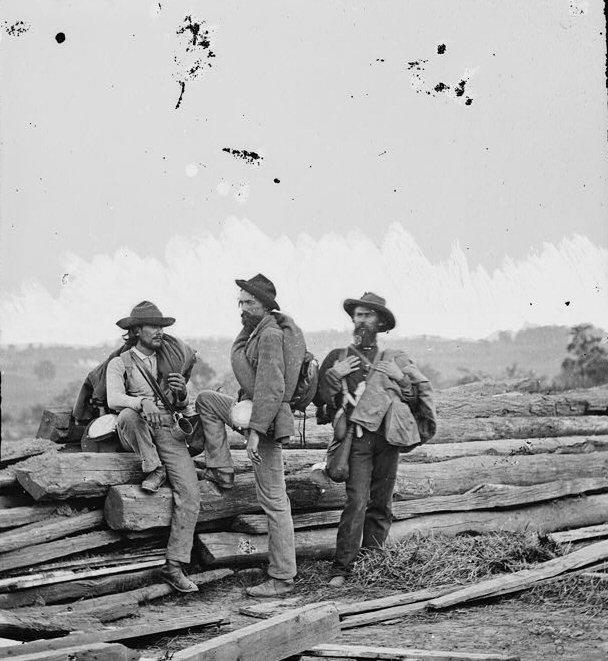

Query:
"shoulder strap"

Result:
[[130, 352, 176, 413], [120, 351, 133, 371]]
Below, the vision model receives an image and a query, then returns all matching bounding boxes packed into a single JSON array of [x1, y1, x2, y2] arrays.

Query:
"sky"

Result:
[[0, 0, 606, 345]]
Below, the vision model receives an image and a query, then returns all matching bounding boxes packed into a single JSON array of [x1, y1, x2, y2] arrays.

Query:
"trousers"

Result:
[[196, 390, 297, 580], [116, 408, 200, 564], [331, 429, 400, 576]]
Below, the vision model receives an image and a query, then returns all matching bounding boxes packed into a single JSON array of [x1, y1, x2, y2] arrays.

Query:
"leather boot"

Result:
[[141, 466, 166, 493], [197, 467, 235, 490], [245, 577, 294, 598], [160, 561, 199, 593]]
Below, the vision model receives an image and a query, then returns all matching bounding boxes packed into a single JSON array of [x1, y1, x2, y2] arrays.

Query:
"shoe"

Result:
[[160, 562, 199, 593], [197, 467, 235, 490], [328, 575, 346, 588], [141, 466, 166, 493], [245, 577, 294, 598]]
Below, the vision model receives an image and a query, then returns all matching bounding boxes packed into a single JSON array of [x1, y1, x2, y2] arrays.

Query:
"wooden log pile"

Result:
[[1, 382, 607, 654]]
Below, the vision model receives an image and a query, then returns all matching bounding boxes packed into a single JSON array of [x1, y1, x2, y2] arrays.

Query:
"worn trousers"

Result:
[[116, 408, 200, 564], [332, 429, 400, 576], [196, 390, 297, 580]]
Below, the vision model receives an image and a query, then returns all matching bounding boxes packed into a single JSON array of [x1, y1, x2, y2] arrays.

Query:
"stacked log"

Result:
[[1, 383, 607, 645]]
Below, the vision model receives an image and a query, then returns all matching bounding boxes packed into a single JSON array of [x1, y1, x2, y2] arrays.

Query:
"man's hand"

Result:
[[142, 398, 161, 429], [246, 429, 262, 466], [376, 359, 405, 383], [167, 372, 187, 400], [331, 355, 361, 379]]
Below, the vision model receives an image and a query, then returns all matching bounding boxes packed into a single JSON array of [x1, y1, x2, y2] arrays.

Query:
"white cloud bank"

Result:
[[1, 219, 606, 345]]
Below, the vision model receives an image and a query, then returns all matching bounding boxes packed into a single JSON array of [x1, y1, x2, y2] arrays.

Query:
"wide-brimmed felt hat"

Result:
[[116, 301, 176, 330], [235, 273, 280, 310], [343, 292, 396, 331]]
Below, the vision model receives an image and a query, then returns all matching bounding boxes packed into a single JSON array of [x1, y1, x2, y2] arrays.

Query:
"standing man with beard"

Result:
[[317, 292, 437, 587], [196, 274, 304, 598]]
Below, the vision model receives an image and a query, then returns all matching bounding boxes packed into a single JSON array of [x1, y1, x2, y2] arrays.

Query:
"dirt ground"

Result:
[[125, 572, 608, 661]]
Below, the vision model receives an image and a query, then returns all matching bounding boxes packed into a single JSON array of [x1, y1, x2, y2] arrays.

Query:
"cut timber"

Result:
[[197, 493, 608, 565], [35, 409, 84, 443], [239, 596, 305, 619], [107, 452, 608, 531], [337, 584, 460, 617], [0, 530, 121, 573], [0, 612, 230, 658], [549, 524, 608, 544], [0, 440, 61, 467], [0, 511, 104, 554], [0, 505, 58, 530], [29, 548, 165, 574], [434, 384, 608, 418], [106, 472, 345, 531], [171, 603, 340, 661], [304, 643, 520, 660], [0, 558, 164, 594], [5, 642, 135, 661], [232, 478, 608, 533], [15, 453, 142, 501], [0, 567, 161, 609], [0, 469, 17, 492], [9, 569, 231, 627], [0, 608, 101, 641], [428, 538, 608, 609]]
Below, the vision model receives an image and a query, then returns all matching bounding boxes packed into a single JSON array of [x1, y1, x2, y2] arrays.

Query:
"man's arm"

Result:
[[316, 349, 345, 407], [248, 329, 286, 435], [106, 357, 145, 412], [394, 356, 437, 442]]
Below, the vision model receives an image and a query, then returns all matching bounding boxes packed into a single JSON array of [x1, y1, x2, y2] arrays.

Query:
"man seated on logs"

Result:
[[106, 301, 232, 593], [316, 292, 437, 588], [196, 274, 304, 598]]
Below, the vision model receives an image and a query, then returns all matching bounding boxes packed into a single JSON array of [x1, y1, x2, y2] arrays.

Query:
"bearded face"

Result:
[[352, 305, 381, 348], [241, 309, 264, 333]]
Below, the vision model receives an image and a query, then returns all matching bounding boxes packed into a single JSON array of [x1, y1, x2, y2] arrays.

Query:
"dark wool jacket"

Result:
[[230, 313, 305, 440]]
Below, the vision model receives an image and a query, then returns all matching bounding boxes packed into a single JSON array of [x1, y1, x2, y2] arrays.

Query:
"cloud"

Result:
[[1, 219, 606, 345]]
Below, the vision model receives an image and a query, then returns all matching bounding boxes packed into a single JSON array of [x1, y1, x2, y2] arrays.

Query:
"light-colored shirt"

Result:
[[106, 348, 162, 412]]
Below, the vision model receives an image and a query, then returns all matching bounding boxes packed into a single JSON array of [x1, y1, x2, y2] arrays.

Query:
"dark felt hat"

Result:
[[235, 273, 280, 310], [116, 301, 176, 330], [343, 292, 396, 331]]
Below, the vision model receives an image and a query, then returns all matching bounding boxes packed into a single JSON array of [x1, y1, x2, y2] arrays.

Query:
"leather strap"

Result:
[[130, 352, 177, 413]]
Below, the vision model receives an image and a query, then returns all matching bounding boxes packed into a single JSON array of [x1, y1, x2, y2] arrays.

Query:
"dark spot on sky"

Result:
[[437, 44, 446, 54], [455, 79, 467, 97], [565, 301, 571, 306], [529, 302, 533, 306], [55, 32, 66, 44], [273, 178, 280, 184], [4, 20, 30, 37], [376, 58, 385, 62], [407, 59, 427, 71], [465, 98, 473, 106], [174, 15, 215, 109], [222, 148, 262, 165], [434, 82, 449, 92]]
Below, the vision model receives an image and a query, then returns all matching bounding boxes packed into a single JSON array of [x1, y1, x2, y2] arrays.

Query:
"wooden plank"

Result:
[[304, 643, 520, 660], [0, 496, 31, 509], [197, 493, 608, 565], [15, 453, 143, 501], [0, 567, 162, 609], [0, 558, 165, 594], [232, 477, 608, 534], [427, 538, 608, 609], [0, 511, 104, 554], [0, 505, 58, 531], [549, 524, 608, 544], [0, 608, 102, 640], [5, 642, 135, 661], [0, 469, 17, 492], [0, 440, 62, 467], [0, 531, 122, 573], [339, 601, 430, 629], [337, 584, 460, 617], [0, 612, 230, 658], [108, 452, 608, 531], [28, 548, 165, 574], [239, 596, 305, 619], [106, 472, 345, 531], [171, 603, 340, 661]]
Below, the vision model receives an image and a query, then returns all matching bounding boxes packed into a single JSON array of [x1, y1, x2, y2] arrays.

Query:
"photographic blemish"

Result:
[[222, 148, 262, 166], [434, 82, 449, 93], [273, 178, 280, 184], [465, 98, 473, 106], [61, 273, 70, 286], [55, 32, 66, 44], [4, 20, 30, 37], [565, 301, 571, 306], [375, 58, 385, 62], [378, 150, 387, 157], [437, 44, 446, 54], [455, 79, 467, 97], [173, 15, 215, 110]]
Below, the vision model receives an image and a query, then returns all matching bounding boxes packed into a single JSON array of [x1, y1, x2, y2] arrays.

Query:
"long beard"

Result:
[[353, 324, 378, 348], [241, 311, 263, 333]]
